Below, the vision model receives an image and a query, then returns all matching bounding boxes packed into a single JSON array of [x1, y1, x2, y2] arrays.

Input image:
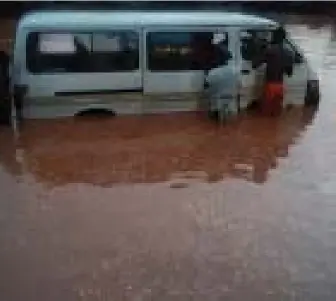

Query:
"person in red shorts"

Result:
[[253, 28, 294, 116]]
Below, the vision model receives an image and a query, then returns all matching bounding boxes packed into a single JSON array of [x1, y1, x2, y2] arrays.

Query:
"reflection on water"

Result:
[[0, 108, 317, 187], [1, 14, 336, 301]]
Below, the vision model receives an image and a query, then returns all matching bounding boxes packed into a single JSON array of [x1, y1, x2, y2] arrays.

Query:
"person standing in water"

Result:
[[253, 28, 295, 116]]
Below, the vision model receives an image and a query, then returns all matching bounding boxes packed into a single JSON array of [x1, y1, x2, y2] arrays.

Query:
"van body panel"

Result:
[[23, 93, 145, 119], [25, 73, 143, 98]]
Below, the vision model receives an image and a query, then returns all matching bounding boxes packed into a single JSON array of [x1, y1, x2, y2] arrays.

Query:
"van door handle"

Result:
[[241, 69, 250, 75]]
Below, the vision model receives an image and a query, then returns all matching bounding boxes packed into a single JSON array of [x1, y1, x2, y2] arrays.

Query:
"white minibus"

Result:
[[10, 10, 320, 119]]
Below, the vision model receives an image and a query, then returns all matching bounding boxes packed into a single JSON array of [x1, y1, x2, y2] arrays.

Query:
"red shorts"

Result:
[[262, 82, 284, 115]]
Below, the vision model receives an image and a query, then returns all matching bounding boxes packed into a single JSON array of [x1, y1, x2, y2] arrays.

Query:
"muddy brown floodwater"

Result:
[[1, 14, 336, 301]]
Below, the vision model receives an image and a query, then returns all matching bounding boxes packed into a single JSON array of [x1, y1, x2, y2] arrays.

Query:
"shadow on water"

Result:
[[0, 107, 318, 188]]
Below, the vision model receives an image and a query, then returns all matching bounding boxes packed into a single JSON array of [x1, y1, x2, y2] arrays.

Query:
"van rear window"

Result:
[[26, 31, 139, 73]]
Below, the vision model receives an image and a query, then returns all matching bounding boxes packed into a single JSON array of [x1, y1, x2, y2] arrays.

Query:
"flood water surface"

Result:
[[1, 15, 336, 301]]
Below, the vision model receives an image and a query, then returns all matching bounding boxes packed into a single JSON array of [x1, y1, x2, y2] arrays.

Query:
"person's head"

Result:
[[272, 27, 287, 44]]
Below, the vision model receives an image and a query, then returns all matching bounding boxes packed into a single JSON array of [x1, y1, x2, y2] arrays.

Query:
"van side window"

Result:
[[91, 32, 139, 72], [147, 31, 231, 71], [26, 31, 139, 73], [241, 30, 271, 62]]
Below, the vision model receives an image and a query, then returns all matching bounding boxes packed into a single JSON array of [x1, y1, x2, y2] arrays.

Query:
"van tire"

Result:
[[305, 82, 320, 107]]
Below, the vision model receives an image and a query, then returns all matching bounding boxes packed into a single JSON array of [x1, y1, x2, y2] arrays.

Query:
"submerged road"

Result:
[[1, 14, 336, 301]]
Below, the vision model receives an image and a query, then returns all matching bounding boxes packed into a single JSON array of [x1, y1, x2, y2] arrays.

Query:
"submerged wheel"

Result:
[[208, 110, 219, 121], [75, 108, 116, 118], [305, 81, 320, 107]]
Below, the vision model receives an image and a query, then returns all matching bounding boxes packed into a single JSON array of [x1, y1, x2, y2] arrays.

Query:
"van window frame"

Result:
[[25, 29, 141, 74], [145, 27, 233, 72]]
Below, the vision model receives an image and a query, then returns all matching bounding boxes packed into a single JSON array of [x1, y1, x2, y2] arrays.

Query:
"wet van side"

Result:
[[142, 27, 238, 114], [13, 25, 144, 118], [10, 11, 319, 119]]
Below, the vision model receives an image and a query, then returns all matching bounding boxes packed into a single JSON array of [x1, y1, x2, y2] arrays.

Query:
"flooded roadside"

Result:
[[0, 108, 318, 187], [1, 14, 336, 301]]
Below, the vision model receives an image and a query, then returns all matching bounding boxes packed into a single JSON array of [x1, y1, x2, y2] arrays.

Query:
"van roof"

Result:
[[18, 10, 277, 29]]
